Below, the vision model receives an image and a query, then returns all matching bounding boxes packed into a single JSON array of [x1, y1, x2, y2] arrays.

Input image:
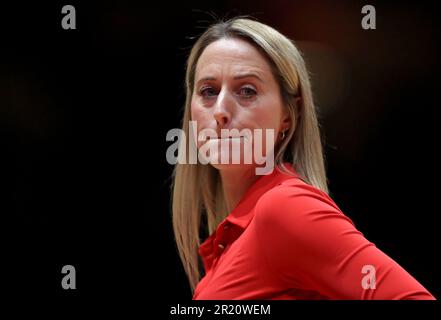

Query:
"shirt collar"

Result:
[[224, 162, 299, 230], [198, 163, 299, 270]]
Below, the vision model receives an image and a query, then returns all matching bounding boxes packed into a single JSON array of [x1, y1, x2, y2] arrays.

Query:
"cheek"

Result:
[[190, 100, 207, 125], [253, 99, 283, 130], [190, 101, 211, 148], [190, 99, 197, 121]]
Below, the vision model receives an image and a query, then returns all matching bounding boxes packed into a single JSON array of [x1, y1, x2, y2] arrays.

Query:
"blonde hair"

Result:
[[172, 17, 328, 292]]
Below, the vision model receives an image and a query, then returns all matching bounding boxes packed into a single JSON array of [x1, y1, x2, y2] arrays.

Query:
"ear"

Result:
[[294, 96, 302, 120], [280, 107, 291, 132], [280, 96, 302, 132]]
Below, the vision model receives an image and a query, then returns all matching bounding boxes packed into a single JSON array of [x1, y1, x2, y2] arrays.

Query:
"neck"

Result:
[[219, 166, 261, 212]]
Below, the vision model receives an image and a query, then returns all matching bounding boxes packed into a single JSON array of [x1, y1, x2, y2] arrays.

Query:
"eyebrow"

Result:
[[233, 73, 264, 83], [196, 72, 265, 86]]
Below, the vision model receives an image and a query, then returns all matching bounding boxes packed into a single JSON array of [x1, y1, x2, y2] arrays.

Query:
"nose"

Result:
[[213, 89, 233, 128]]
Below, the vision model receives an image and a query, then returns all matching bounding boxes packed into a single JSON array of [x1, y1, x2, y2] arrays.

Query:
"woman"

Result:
[[171, 17, 435, 300]]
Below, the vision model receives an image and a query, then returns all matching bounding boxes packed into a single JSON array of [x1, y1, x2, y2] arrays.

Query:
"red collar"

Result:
[[198, 163, 299, 271]]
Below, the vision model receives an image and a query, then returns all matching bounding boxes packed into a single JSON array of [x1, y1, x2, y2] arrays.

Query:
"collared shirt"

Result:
[[193, 163, 435, 300]]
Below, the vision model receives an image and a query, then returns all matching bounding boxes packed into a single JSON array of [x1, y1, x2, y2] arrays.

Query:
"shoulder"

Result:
[[256, 176, 343, 218], [251, 176, 370, 289], [254, 177, 355, 235]]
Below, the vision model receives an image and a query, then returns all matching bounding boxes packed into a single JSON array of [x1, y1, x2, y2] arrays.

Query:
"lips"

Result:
[[203, 134, 247, 141], [214, 136, 246, 140]]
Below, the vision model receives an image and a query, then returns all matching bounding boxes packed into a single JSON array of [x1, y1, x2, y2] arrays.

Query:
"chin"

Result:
[[210, 162, 256, 172]]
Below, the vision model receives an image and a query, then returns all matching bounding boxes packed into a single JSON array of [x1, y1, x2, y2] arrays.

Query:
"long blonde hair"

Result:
[[172, 17, 328, 292]]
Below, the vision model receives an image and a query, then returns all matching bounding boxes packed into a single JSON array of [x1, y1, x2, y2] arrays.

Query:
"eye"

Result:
[[199, 86, 218, 98], [238, 86, 257, 99]]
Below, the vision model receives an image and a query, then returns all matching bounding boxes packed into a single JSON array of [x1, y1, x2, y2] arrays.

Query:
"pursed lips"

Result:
[[205, 136, 248, 143]]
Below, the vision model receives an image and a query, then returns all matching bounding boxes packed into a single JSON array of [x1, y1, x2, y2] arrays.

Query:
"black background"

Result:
[[1, 0, 440, 307]]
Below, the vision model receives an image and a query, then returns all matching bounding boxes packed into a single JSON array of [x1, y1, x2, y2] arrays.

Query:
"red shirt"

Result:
[[193, 163, 435, 300]]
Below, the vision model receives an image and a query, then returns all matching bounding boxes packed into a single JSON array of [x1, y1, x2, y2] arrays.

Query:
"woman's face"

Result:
[[190, 37, 290, 170]]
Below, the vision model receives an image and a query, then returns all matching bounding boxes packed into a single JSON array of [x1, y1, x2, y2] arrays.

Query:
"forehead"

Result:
[[195, 37, 272, 77]]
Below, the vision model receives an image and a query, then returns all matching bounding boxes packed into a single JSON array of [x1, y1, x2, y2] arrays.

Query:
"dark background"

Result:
[[1, 0, 440, 304]]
